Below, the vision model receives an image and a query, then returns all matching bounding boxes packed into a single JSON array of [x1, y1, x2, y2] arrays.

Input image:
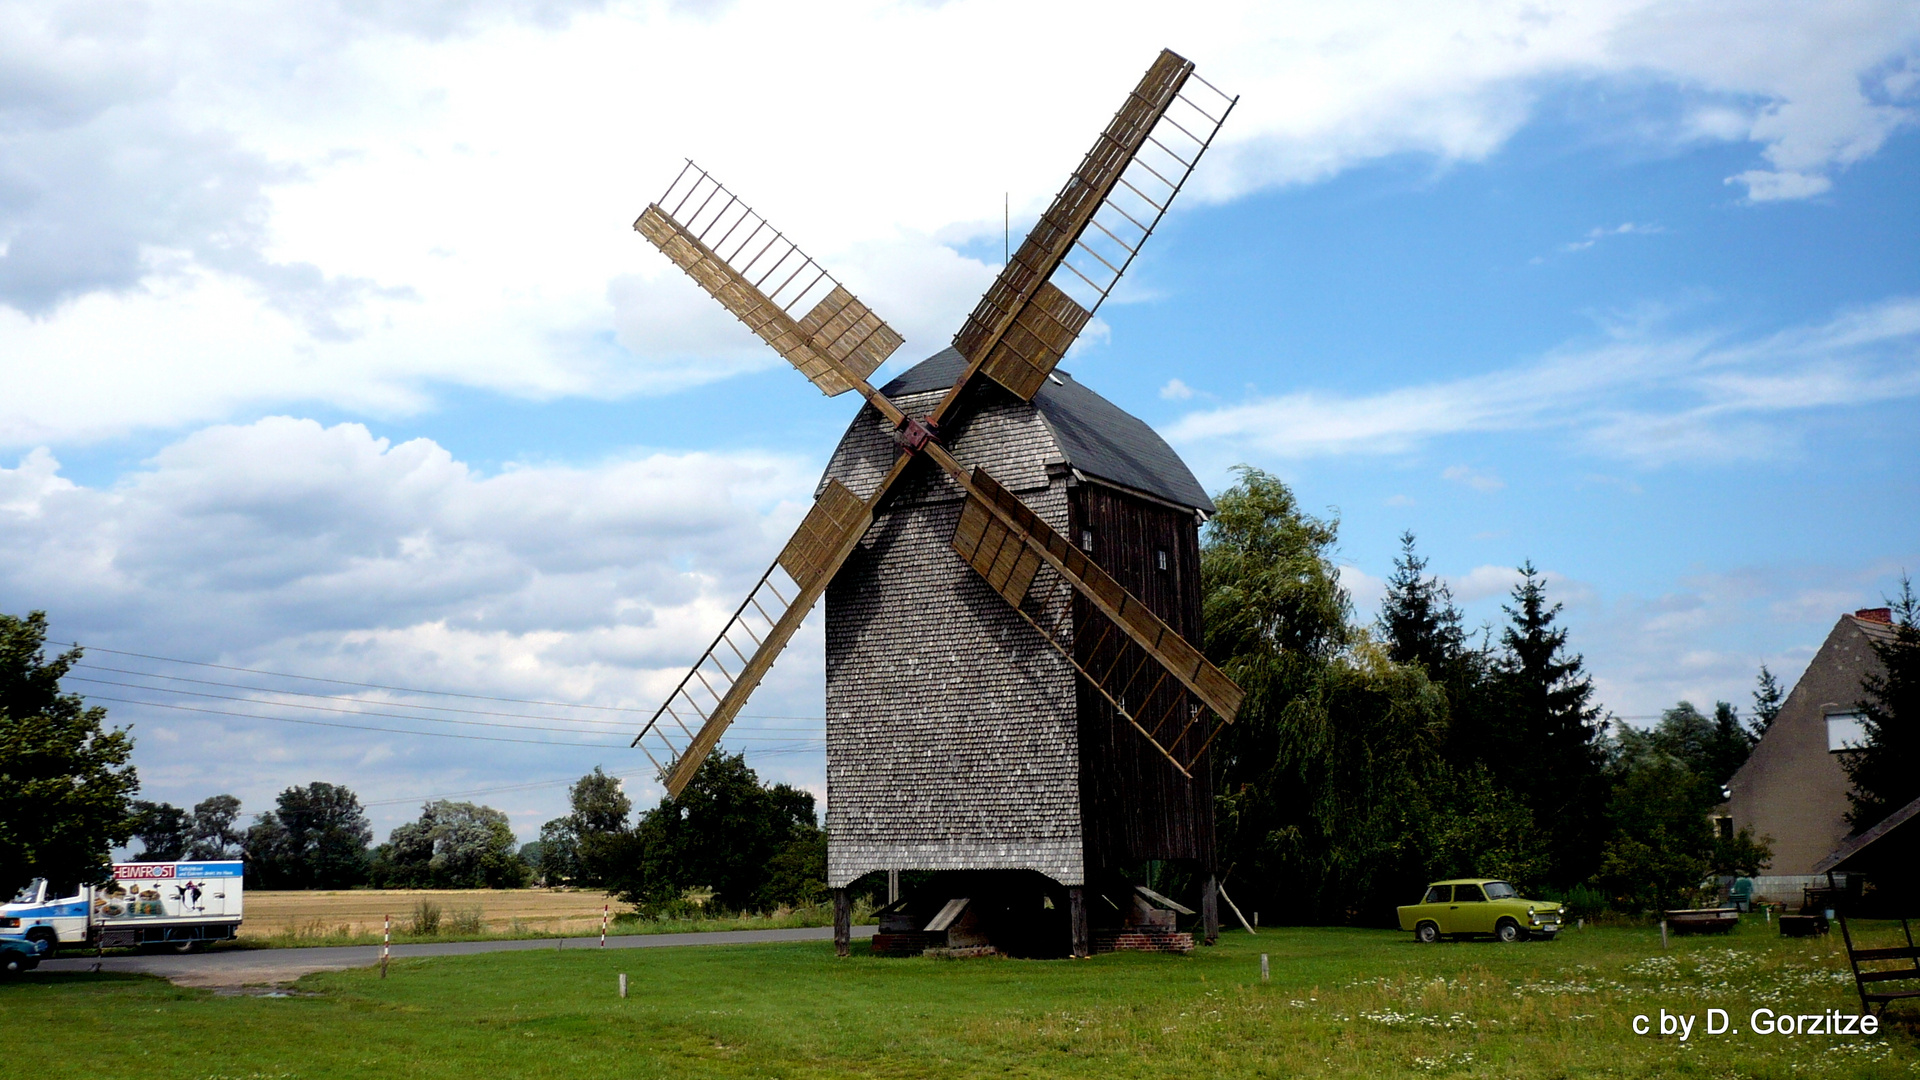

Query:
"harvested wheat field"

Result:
[[241, 889, 622, 940]]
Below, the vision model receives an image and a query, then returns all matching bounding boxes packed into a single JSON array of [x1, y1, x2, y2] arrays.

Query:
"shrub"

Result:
[[408, 899, 442, 935]]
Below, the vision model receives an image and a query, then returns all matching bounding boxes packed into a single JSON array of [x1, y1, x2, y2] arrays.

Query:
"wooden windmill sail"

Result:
[[631, 50, 1241, 797]]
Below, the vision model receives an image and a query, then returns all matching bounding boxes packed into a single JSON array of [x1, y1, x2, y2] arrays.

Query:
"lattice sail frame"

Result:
[[949, 50, 1237, 403], [949, 467, 1244, 776], [636, 163, 904, 397]]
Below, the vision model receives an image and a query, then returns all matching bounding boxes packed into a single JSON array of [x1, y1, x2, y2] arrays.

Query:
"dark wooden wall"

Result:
[[1070, 479, 1215, 871]]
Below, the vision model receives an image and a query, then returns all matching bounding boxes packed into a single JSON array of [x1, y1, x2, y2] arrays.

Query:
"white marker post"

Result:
[[381, 913, 390, 979], [602, 904, 608, 948], [1660, 920, 1669, 950], [619, 973, 628, 999], [1260, 954, 1270, 983]]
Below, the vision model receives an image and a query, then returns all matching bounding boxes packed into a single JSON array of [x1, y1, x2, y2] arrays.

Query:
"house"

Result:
[[1725, 607, 1896, 874]]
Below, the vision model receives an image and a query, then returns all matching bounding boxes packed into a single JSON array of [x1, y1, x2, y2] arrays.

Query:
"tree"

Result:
[[1202, 467, 1349, 669], [245, 782, 371, 889], [1748, 665, 1784, 743], [1492, 564, 1608, 888], [188, 794, 244, 860], [1205, 471, 1473, 923], [370, 801, 528, 889], [536, 767, 633, 887], [1374, 532, 1497, 771], [1376, 531, 1467, 675], [0, 611, 140, 898], [609, 752, 824, 913], [1633, 701, 1751, 789], [1844, 577, 1920, 831], [1594, 743, 1716, 913], [129, 800, 191, 861]]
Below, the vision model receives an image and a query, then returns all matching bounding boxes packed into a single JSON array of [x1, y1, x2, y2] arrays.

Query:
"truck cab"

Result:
[[0, 879, 90, 955]]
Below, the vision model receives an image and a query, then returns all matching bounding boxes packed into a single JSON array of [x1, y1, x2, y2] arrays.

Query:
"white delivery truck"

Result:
[[0, 861, 244, 953]]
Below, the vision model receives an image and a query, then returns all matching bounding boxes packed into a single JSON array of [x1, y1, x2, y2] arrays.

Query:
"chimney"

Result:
[[1854, 607, 1893, 624]]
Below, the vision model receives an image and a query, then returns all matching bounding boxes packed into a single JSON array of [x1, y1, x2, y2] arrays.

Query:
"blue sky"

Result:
[[2, 0, 1916, 844]]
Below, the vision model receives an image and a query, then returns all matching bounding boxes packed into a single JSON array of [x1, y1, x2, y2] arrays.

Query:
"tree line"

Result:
[[4, 522, 1917, 916], [1200, 468, 1916, 920]]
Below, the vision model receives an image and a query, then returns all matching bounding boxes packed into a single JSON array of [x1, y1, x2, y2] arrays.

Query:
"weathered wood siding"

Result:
[[1069, 480, 1215, 870]]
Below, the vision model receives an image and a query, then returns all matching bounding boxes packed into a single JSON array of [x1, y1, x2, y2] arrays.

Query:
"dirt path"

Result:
[[37, 926, 877, 987]]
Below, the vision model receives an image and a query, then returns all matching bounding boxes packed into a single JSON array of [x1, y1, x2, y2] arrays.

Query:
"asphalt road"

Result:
[[37, 925, 877, 987]]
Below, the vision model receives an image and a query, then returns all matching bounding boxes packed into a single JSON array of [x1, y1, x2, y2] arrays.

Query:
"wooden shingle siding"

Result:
[[824, 388, 1083, 888]]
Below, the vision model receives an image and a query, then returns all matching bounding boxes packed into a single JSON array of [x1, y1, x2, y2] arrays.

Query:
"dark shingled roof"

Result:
[[881, 348, 1214, 514]]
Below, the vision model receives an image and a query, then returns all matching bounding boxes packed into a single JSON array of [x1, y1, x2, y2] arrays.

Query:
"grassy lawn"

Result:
[[7, 918, 1917, 1078]]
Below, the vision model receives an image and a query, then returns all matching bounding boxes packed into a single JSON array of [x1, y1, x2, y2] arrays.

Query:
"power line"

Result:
[[75, 663, 639, 727], [82, 694, 624, 747], [73, 675, 824, 742], [52, 640, 828, 721]]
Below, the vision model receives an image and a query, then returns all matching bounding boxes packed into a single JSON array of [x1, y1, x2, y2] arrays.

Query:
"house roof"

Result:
[[879, 347, 1215, 514], [1849, 614, 1902, 646], [1815, 792, 1920, 874]]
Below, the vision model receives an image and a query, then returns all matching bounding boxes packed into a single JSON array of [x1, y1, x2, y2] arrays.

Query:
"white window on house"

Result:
[[1155, 548, 1169, 571], [1827, 711, 1868, 753], [1080, 529, 1094, 551]]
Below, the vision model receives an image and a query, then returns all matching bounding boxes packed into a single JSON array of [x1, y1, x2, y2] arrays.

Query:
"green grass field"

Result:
[[7, 919, 1916, 1079]]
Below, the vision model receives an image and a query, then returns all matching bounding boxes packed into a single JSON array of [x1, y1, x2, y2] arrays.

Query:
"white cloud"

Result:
[[1, 0, 1914, 446], [1441, 464, 1505, 492], [1558, 221, 1666, 254], [1574, 560, 1916, 721], [1166, 295, 1920, 466], [0, 419, 827, 839], [1160, 378, 1196, 401]]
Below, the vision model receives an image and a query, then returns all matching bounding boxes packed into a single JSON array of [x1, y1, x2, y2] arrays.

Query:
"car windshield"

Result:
[[1483, 881, 1517, 900], [8, 879, 44, 904]]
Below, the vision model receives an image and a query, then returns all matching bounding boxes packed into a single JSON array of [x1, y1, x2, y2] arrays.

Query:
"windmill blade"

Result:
[[944, 49, 1237, 410], [633, 476, 883, 796], [635, 162, 904, 397], [943, 460, 1243, 776]]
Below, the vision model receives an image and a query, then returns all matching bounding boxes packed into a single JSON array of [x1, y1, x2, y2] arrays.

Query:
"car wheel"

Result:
[[24, 927, 57, 956], [170, 939, 201, 954], [3, 955, 22, 974], [1415, 921, 1440, 944], [1495, 918, 1521, 943]]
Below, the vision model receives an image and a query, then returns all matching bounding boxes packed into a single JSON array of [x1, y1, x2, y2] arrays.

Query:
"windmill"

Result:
[[631, 50, 1242, 957]]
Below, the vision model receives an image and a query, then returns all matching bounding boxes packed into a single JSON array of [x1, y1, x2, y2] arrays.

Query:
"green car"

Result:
[[1397, 878, 1563, 943]]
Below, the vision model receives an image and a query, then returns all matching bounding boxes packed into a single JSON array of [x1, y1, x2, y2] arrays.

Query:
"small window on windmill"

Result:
[[1155, 548, 1169, 571], [1080, 528, 1094, 551]]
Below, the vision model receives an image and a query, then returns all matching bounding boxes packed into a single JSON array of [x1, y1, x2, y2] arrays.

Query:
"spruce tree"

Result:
[[1843, 577, 1920, 831], [1494, 563, 1608, 887], [1748, 665, 1784, 743], [1376, 531, 1466, 673]]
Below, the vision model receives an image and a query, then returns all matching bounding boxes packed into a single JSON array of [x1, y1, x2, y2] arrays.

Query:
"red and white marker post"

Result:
[[381, 913, 391, 978], [601, 904, 608, 948]]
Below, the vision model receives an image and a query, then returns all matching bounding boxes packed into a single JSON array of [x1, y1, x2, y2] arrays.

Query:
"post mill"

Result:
[[630, 49, 1243, 958]]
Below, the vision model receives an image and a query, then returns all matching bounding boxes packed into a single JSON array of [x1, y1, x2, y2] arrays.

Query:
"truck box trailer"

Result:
[[1, 861, 244, 953]]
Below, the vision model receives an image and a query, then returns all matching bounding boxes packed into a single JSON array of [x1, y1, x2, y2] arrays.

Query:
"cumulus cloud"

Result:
[[1, 0, 1915, 446], [1575, 560, 1916, 721], [1166, 295, 1920, 466], [0, 418, 826, 837]]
